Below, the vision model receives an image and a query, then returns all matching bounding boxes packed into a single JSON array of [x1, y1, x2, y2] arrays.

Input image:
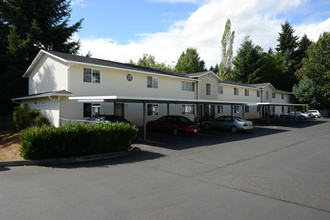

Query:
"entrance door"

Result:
[[115, 103, 124, 116]]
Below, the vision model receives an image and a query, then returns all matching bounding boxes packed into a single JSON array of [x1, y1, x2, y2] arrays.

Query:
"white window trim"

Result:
[[219, 85, 223, 94], [83, 103, 101, 118], [234, 88, 239, 96], [182, 104, 195, 115], [206, 83, 212, 96], [147, 76, 159, 88], [83, 67, 101, 84], [147, 104, 159, 116], [182, 81, 195, 92]]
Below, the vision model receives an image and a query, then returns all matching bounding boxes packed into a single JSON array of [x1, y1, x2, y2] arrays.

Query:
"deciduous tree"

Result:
[[219, 18, 235, 79]]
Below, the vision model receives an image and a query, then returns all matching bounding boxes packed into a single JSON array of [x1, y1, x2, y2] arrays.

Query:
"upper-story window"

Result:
[[182, 81, 194, 91], [234, 88, 239, 96], [147, 76, 158, 88], [219, 85, 223, 94], [281, 94, 284, 99], [206, 83, 212, 96], [266, 91, 269, 100], [83, 68, 100, 83], [245, 89, 249, 96], [257, 91, 260, 97], [272, 92, 276, 99]]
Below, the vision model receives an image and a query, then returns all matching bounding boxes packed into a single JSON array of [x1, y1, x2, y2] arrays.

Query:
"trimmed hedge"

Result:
[[20, 122, 138, 160]]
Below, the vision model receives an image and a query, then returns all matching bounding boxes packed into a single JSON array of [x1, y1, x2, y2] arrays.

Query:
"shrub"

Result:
[[13, 105, 50, 130], [20, 122, 138, 160]]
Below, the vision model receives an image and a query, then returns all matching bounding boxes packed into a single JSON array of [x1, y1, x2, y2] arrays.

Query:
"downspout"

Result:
[[68, 63, 71, 92], [58, 96, 61, 126]]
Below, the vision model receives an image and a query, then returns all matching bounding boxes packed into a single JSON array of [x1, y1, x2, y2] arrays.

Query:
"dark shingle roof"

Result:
[[46, 50, 189, 78], [220, 80, 257, 88], [12, 90, 73, 101]]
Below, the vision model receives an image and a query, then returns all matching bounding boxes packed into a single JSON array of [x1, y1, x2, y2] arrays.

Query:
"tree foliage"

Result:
[[275, 21, 300, 91], [129, 54, 173, 71], [292, 76, 328, 109], [0, 0, 83, 115], [295, 32, 330, 108], [174, 48, 206, 74], [232, 36, 263, 84], [219, 18, 235, 79]]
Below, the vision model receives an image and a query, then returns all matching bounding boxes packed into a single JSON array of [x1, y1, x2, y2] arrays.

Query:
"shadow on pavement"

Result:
[[41, 150, 164, 169], [137, 126, 288, 150], [253, 118, 328, 128]]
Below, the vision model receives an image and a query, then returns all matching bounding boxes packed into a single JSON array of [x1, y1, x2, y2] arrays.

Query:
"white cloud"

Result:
[[150, 0, 207, 4], [71, 0, 88, 8], [78, 0, 330, 68]]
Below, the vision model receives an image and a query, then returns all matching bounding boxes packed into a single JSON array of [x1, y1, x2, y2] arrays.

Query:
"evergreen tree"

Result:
[[174, 48, 206, 74], [232, 36, 263, 84], [276, 21, 299, 91], [219, 18, 235, 79], [259, 53, 284, 89], [209, 64, 219, 74], [296, 34, 313, 68], [0, 0, 83, 115]]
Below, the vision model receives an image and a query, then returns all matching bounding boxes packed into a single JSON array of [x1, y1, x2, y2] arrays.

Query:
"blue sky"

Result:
[[69, 0, 330, 68]]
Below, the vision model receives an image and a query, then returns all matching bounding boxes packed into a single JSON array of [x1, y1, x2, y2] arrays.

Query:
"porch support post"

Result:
[[242, 104, 245, 118], [143, 101, 147, 141], [167, 103, 170, 116], [231, 104, 233, 116], [113, 102, 117, 115], [267, 105, 270, 125]]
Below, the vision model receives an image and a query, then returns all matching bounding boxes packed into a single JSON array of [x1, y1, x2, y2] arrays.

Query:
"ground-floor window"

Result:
[[217, 105, 224, 114], [147, 104, 159, 116], [83, 103, 100, 117], [234, 105, 240, 113], [182, 104, 195, 115], [245, 105, 250, 113]]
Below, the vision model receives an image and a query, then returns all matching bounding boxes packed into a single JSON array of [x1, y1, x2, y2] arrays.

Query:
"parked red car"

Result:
[[146, 115, 200, 136]]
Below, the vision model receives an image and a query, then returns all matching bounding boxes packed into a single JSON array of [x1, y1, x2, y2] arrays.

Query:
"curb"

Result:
[[0, 147, 141, 167]]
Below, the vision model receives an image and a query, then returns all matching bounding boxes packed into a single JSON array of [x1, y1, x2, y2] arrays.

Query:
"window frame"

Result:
[[234, 88, 239, 96], [219, 85, 223, 94], [206, 83, 212, 96], [245, 105, 250, 113], [147, 76, 159, 88], [83, 103, 101, 118], [182, 81, 195, 92], [245, 89, 249, 96], [182, 104, 195, 115], [272, 92, 276, 99], [83, 67, 101, 84], [147, 104, 159, 115]]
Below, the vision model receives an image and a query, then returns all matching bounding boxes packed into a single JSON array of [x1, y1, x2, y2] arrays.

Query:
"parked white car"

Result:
[[305, 110, 322, 118]]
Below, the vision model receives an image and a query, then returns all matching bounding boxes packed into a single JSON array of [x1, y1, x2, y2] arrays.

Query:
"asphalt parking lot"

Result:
[[0, 118, 329, 220]]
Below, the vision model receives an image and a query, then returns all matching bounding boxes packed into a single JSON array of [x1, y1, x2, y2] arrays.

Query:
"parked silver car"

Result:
[[202, 116, 254, 133], [286, 111, 312, 119], [305, 110, 322, 118]]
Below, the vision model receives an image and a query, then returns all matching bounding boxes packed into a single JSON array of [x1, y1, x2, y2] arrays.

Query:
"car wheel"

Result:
[[230, 126, 238, 133], [300, 116, 305, 120], [171, 128, 178, 136], [203, 123, 210, 130]]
